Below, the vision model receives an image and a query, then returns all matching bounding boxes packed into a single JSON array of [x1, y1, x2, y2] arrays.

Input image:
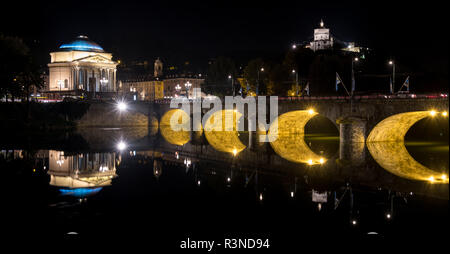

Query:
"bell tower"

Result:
[[154, 58, 163, 78]]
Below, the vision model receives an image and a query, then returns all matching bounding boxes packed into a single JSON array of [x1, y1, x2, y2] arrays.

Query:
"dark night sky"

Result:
[[1, 0, 448, 73]]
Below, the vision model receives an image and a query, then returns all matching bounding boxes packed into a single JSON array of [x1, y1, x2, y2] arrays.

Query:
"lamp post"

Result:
[[351, 57, 358, 96], [175, 84, 181, 97], [292, 69, 298, 96], [228, 75, 235, 96], [350, 57, 359, 114], [256, 67, 264, 96], [389, 60, 395, 94], [185, 81, 192, 99]]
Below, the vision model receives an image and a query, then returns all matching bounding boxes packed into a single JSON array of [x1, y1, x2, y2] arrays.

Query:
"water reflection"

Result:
[[160, 109, 191, 146], [204, 109, 246, 154], [1, 126, 448, 242], [367, 142, 449, 183], [268, 110, 326, 164], [48, 150, 117, 196]]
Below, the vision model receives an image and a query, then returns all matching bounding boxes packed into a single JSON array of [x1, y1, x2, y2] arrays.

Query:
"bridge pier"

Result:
[[148, 103, 160, 127], [337, 117, 366, 165]]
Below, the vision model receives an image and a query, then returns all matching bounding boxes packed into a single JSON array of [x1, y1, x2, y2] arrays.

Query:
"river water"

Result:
[[0, 122, 448, 248]]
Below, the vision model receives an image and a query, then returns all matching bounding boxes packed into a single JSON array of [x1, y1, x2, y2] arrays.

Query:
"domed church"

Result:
[[48, 35, 118, 97]]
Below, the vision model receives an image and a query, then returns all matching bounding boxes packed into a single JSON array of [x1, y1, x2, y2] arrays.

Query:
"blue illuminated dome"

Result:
[[59, 187, 103, 197], [59, 35, 104, 52]]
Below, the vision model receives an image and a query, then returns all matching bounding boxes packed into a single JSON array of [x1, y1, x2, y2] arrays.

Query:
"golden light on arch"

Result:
[[367, 111, 433, 142], [268, 110, 326, 165], [160, 109, 190, 146], [367, 111, 448, 183], [204, 109, 246, 154]]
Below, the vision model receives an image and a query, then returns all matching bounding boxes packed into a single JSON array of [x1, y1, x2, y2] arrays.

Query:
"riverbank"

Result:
[[0, 102, 90, 131]]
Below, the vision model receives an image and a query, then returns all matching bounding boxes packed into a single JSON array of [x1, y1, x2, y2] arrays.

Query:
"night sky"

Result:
[[1, 0, 448, 73]]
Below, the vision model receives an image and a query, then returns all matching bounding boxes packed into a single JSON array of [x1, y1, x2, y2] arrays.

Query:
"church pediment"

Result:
[[74, 55, 116, 64]]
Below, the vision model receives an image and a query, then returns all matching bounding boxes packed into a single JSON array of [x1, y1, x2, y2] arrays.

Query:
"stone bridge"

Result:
[[76, 96, 449, 145]]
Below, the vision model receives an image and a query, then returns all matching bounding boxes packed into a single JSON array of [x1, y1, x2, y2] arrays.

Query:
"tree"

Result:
[[242, 58, 266, 96], [267, 63, 291, 96], [203, 56, 237, 97], [0, 34, 30, 101]]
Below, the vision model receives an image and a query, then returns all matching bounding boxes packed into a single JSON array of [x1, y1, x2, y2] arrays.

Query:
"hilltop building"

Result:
[[303, 19, 367, 53]]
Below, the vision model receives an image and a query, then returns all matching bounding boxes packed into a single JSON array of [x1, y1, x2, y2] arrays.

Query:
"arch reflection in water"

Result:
[[367, 111, 448, 183], [204, 109, 246, 154], [268, 110, 326, 165], [160, 109, 191, 146], [367, 142, 449, 183], [48, 150, 117, 196]]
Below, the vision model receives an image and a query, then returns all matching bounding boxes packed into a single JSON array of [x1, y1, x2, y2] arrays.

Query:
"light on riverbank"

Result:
[[117, 141, 127, 151], [117, 101, 127, 111]]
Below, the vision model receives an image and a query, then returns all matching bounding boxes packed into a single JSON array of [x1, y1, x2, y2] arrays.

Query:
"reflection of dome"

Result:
[[58, 35, 104, 52], [59, 187, 103, 197]]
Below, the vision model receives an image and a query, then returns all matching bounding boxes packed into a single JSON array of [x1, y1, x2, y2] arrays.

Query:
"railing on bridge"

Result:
[[152, 93, 448, 104]]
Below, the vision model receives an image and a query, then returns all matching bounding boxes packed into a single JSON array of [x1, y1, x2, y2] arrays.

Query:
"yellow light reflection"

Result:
[[367, 111, 432, 142], [268, 110, 326, 165], [204, 110, 246, 154], [160, 109, 190, 146], [367, 142, 448, 183]]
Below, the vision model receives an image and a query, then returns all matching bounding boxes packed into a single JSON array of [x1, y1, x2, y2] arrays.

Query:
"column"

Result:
[[107, 69, 111, 92], [337, 117, 366, 166], [113, 69, 117, 92]]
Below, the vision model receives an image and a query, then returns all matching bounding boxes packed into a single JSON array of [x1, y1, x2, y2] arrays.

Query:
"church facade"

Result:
[[47, 35, 118, 98], [308, 19, 334, 51]]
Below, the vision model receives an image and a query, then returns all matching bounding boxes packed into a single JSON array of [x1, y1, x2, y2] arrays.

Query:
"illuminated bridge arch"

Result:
[[159, 109, 191, 146], [203, 109, 246, 155], [367, 111, 448, 183], [268, 110, 326, 165], [367, 111, 436, 142]]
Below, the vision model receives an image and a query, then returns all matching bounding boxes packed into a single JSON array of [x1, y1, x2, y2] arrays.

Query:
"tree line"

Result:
[[202, 47, 402, 97], [0, 34, 45, 102]]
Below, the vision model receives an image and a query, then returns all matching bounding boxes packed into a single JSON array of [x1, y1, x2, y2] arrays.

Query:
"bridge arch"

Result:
[[367, 110, 448, 183], [268, 110, 327, 165], [367, 111, 436, 142], [203, 109, 246, 154], [159, 109, 190, 146]]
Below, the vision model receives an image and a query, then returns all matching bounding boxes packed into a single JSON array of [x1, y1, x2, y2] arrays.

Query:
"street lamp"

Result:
[[351, 57, 359, 96], [185, 81, 192, 99], [389, 60, 395, 94], [292, 69, 298, 96], [117, 101, 127, 111], [256, 67, 264, 96], [175, 84, 181, 97], [228, 75, 235, 96], [116, 141, 127, 151]]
